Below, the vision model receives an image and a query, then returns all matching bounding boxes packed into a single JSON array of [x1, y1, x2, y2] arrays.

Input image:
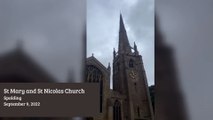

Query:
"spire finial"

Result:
[[119, 13, 125, 32], [113, 48, 116, 58], [92, 53, 94, 57], [134, 41, 139, 55], [108, 62, 110, 67], [134, 42, 137, 49], [107, 62, 111, 73]]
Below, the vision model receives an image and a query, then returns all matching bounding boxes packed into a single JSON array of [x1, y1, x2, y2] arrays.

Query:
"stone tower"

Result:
[[113, 14, 154, 120]]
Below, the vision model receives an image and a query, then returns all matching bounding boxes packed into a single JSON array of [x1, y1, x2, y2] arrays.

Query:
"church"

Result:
[[86, 15, 154, 120], [0, 15, 154, 120]]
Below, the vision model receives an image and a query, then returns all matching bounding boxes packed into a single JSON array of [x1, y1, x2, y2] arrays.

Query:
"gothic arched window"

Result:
[[86, 65, 103, 112], [129, 59, 134, 68], [86, 65, 103, 83], [113, 100, 121, 120]]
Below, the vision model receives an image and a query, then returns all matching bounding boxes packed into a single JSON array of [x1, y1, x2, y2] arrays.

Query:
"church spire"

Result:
[[118, 14, 131, 54], [119, 14, 126, 33]]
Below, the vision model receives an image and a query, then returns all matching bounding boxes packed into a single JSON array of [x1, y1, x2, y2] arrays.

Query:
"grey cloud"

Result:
[[0, 0, 86, 82]]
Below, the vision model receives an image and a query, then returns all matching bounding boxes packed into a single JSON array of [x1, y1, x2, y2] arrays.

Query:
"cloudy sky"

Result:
[[0, 0, 85, 82], [87, 0, 154, 86], [157, 0, 213, 120], [0, 0, 154, 85]]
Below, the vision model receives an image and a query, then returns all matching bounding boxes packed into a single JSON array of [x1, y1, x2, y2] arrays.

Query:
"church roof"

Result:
[[86, 55, 110, 75]]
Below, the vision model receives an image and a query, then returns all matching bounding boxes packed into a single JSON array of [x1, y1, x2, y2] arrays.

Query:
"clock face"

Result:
[[129, 70, 137, 80]]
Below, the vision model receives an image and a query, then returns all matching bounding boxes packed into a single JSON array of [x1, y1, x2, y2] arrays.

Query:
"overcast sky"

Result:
[[0, 0, 154, 85], [87, 0, 154, 86], [157, 0, 213, 120], [0, 0, 85, 82]]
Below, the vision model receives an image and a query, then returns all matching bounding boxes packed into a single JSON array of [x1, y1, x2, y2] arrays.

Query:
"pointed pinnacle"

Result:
[[119, 13, 126, 32]]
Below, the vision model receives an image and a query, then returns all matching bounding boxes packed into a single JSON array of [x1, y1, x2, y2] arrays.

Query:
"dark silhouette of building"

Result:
[[85, 14, 154, 120], [0, 42, 62, 120], [155, 17, 188, 120], [0, 45, 55, 83]]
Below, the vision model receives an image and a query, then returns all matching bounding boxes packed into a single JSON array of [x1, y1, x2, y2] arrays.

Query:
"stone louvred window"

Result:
[[129, 59, 134, 68]]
